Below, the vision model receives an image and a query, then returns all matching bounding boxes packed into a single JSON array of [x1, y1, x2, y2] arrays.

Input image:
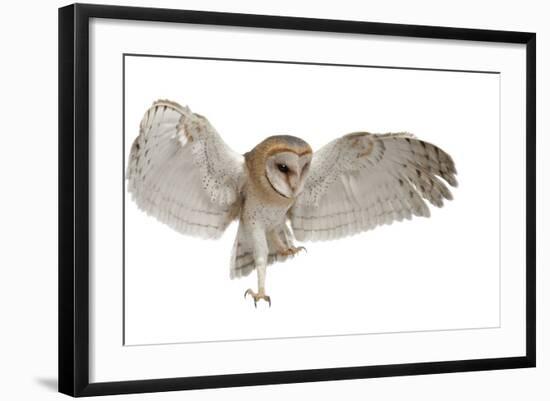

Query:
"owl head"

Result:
[[246, 135, 313, 201]]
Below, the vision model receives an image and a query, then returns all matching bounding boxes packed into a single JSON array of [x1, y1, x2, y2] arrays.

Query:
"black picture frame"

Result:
[[58, 3, 536, 397]]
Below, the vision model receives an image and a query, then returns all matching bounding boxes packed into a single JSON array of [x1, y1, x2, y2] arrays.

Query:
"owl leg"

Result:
[[268, 230, 306, 257], [244, 229, 271, 307]]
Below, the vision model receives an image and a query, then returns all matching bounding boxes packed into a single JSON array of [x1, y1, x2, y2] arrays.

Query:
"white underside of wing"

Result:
[[127, 101, 243, 239], [291, 170, 429, 241], [291, 132, 457, 242], [128, 143, 232, 239]]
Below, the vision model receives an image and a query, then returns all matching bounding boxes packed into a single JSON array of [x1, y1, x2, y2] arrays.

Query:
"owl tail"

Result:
[[229, 222, 296, 279], [229, 223, 255, 279]]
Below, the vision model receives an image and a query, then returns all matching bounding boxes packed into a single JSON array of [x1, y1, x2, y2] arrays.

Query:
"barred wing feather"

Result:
[[126, 100, 244, 239], [290, 132, 457, 241]]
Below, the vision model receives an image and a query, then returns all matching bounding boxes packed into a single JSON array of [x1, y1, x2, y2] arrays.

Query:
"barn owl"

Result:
[[127, 99, 457, 307]]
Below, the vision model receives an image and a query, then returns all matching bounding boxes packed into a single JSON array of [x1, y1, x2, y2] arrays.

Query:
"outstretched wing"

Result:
[[290, 132, 457, 241], [127, 99, 245, 239]]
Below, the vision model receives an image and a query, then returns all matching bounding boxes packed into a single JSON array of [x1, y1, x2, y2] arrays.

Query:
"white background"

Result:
[[0, 0, 547, 400], [124, 56, 501, 345]]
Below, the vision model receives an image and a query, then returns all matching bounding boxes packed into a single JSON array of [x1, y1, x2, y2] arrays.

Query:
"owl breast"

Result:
[[241, 189, 292, 231]]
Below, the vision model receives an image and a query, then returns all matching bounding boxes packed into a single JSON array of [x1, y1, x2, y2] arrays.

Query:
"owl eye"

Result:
[[277, 163, 289, 173]]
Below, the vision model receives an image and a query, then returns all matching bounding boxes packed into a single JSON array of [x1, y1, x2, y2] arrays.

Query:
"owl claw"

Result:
[[244, 289, 271, 307], [278, 246, 307, 257]]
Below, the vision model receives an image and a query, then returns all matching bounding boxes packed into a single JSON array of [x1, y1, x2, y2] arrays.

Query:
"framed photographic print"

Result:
[[58, 3, 536, 397]]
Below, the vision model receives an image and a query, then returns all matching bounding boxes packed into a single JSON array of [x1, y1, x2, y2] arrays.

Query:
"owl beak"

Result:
[[289, 183, 298, 197], [291, 184, 302, 197], [288, 173, 303, 197]]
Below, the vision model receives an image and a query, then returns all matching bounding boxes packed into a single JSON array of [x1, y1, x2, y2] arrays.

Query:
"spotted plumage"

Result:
[[127, 99, 458, 307]]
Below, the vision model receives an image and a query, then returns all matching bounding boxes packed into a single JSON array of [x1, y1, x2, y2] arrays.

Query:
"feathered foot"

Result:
[[244, 288, 271, 307], [278, 246, 307, 257]]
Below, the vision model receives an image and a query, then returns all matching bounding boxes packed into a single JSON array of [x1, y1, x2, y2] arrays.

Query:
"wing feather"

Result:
[[127, 100, 244, 239], [290, 132, 457, 241]]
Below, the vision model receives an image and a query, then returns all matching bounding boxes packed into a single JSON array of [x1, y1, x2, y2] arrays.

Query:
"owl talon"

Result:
[[244, 288, 271, 307], [278, 246, 307, 257]]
